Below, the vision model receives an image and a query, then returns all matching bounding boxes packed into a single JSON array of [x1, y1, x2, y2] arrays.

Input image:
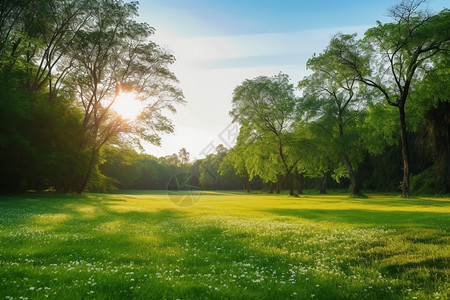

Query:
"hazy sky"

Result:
[[136, 0, 448, 160]]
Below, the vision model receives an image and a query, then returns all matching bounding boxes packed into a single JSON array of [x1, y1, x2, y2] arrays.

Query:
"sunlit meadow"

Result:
[[0, 191, 449, 299]]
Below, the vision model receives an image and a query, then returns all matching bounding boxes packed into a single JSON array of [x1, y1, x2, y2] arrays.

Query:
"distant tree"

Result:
[[160, 153, 181, 166], [195, 145, 241, 190], [99, 145, 191, 190], [178, 148, 190, 165], [230, 73, 299, 195], [328, 2, 450, 196]]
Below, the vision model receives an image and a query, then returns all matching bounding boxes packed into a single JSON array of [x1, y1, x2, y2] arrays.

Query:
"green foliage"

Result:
[[196, 145, 243, 190], [0, 62, 87, 190], [231, 73, 297, 132], [229, 73, 301, 194], [360, 102, 399, 155], [299, 38, 372, 195], [407, 54, 450, 131], [0, 0, 184, 193], [410, 167, 439, 195], [86, 165, 119, 192], [321, 2, 450, 196]]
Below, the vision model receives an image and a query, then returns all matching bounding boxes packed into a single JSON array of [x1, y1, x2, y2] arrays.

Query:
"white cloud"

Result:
[[154, 25, 368, 65]]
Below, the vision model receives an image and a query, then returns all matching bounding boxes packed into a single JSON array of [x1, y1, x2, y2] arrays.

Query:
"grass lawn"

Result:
[[0, 191, 449, 299]]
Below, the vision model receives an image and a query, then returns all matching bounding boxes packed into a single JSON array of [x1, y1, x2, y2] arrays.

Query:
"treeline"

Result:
[[97, 144, 346, 193], [98, 145, 246, 191], [0, 0, 184, 193]]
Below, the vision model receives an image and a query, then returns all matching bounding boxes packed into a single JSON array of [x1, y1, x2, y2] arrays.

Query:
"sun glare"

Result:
[[111, 92, 144, 120]]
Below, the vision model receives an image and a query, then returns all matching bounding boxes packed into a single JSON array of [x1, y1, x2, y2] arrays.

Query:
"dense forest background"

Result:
[[0, 0, 449, 196]]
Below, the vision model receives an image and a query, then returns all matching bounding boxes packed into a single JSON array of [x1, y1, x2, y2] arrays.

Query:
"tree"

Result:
[[178, 148, 190, 165], [299, 40, 370, 195], [193, 145, 242, 190], [65, 0, 184, 193], [230, 73, 299, 195], [327, 1, 450, 196]]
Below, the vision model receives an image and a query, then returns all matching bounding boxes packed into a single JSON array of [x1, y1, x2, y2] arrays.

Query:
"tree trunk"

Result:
[[276, 182, 280, 194], [296, 173, 304, 194], [269, 182, 274, 194], [445, 101, 450, 193], [287, 172, 294, 196], [245, 174, 250, 193], [77, 174, 90, 194], [74, 146, 98, 194], [320, 171, 329, 194], [399, 104, 410, 197], [342, 152, 361, 196]]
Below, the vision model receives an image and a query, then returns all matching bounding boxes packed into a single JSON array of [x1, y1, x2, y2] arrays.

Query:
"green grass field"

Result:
[[0, 191, 449, 299]]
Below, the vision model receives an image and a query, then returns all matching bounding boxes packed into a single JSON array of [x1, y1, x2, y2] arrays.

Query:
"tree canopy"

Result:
[[0, 0, 183, 193]]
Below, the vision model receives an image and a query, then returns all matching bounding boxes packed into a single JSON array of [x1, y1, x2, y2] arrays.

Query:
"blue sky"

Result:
[[136, 0, 449, 159]]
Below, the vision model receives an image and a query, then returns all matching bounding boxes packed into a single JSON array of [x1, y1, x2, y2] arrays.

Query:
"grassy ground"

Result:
[[0, 191, 449, 299]]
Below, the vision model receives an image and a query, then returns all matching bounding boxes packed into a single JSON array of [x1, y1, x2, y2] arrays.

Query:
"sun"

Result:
[[110, 92, 144, 120]]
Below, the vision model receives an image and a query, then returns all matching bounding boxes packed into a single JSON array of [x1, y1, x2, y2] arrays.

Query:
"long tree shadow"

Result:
[[262, 208, 450, 229], [344, 196, 450, 208]]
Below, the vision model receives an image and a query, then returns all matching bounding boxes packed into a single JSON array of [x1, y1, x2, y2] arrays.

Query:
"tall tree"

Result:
[[65, 0, 184, 193], [299, 41, 370, 195], [328, 1, 450, 196], [230, 73, 299, 195]]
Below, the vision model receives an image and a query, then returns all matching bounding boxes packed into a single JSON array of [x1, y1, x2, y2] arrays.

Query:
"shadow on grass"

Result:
[[348, 197, 450, 208], [109, 190, 253, 196], [263, 208, 450, 228]]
